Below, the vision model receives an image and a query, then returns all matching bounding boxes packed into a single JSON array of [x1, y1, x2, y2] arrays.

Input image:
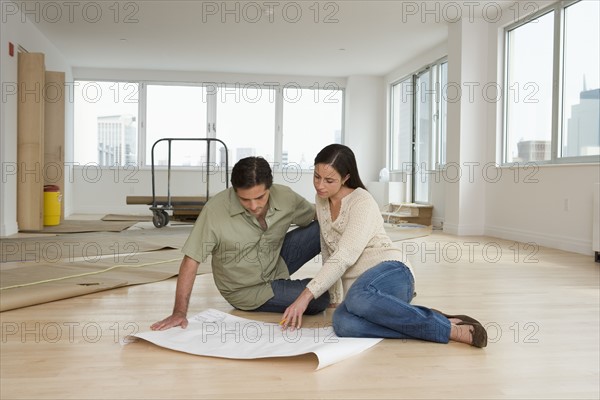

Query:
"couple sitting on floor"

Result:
[[151, 144, 487, 349]]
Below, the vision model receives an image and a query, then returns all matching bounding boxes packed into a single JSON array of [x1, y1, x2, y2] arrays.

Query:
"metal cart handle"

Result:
[[150, 138, 230, 209]]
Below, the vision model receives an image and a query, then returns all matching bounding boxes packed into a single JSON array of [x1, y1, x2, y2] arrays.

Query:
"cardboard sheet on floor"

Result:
[[18, 219, 139, 233], [101, 214, 154, 221], [133, 309, 382, 370], [0, 249, 212, 312], [0, 229, 191, 262]]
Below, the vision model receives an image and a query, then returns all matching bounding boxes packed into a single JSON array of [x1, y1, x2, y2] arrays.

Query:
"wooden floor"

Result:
[[1, 229, 598, 399]]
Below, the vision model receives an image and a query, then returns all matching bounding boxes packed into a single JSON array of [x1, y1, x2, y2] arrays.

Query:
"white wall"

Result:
[[443, 10, 599, 254], [485, 164, 598, 255], [481, 5, 600, 255], [67, 68, 386, 215], [381, 8, 599, 255], [385, 42, 448, 84], [70, 163, 318, 215], [3, 4, 598, 256], [443, 17, 489, 236], [0, 7, 73, 236], [73, 67, 346, 89], [344, 75, 386, 183]]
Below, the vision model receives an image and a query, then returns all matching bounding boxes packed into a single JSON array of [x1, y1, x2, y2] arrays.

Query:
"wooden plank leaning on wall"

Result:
[[44, 70, 66, 223], [17, 52, 45, 231], [17, 52, 66, 231]]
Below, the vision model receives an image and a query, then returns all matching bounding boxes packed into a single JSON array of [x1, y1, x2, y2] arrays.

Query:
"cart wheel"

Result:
[[152, 211, 168, 228], [161, 210, 170, 226]]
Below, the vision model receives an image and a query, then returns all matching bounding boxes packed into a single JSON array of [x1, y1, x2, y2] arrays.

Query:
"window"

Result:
[[504, 0, 599, 163], [145, 84, 208, 167], [414, 70, 433, 203], [438, 62, 448, 165], [389, 59, 448, 203], [505, 11, 554, 162], [74, 81, 139, 166], [73, 81, 345, 169], [282, 86, 343, 168], [390, 77, 413, 172], [216, 85, 276, 166], [561, 1, 600, 157]]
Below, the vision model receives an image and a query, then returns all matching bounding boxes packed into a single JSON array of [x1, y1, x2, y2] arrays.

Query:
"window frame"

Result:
[[388, 56, 448, 203], [72, 79, 141, 167], [73, 80, 345, 170], [281, 85, 345, 170], [141, 82, 211, 167], [502, 0, 600, 165]]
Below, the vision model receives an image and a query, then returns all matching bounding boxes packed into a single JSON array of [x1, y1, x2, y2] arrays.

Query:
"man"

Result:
[[151, 156, 329, 330]]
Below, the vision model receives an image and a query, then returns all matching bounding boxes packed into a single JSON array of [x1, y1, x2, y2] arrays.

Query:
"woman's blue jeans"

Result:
[[253, 221, 330, 315], [332, 261, 451, 343]]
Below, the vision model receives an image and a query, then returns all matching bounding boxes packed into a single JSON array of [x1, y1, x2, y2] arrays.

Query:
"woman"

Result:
[[280, 144, 487, 348]]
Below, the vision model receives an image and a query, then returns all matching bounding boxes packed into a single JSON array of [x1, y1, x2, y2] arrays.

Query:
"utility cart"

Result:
[[128, 138, 229, 228]]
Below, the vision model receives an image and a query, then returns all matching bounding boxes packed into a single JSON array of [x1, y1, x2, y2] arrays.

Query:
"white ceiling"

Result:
[[23, 0, 459, 77], [24, 0, 532, 78]]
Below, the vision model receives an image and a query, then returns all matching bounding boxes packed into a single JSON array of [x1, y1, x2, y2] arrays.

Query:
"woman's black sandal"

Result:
[[457, 321, 488, 348]]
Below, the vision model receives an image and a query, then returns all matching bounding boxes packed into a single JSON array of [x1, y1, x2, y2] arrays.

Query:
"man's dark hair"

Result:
[[231, 157, 273, 190]]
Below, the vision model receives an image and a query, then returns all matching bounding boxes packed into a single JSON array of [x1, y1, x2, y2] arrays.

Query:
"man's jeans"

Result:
[[253, 221, 330, 315], [332, 261, 451, 343]]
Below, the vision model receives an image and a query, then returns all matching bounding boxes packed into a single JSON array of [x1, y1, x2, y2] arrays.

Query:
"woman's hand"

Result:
[[280, 289, 314, 330]]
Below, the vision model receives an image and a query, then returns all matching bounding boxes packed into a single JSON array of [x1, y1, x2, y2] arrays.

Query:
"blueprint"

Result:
[[133, 309, 382, 370]]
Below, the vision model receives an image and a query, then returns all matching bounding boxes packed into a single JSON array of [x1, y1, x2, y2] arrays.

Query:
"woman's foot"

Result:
[[450, 322, 488, 348], [431, 309, 483, 326]]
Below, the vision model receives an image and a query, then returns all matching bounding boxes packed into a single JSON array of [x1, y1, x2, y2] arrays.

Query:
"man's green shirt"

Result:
[[182, 184, 315, 310]]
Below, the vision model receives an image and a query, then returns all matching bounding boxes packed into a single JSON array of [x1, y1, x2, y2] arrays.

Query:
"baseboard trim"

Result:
[[0, 220, 18, 237], [443, 222, 484, 236], [485, 225, 592, 256]]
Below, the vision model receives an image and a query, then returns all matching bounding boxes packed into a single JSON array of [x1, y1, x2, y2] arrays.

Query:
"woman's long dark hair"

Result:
[[314, 144, 366, 190]]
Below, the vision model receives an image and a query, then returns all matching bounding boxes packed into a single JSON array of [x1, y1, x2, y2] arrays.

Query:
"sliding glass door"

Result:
[[390, 59, 447, 204], [414, 69, 432, 203]]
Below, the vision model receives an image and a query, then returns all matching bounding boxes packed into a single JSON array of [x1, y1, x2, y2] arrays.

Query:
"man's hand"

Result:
[[150, 312, 188, 331], [150, 256, 200, 331]]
